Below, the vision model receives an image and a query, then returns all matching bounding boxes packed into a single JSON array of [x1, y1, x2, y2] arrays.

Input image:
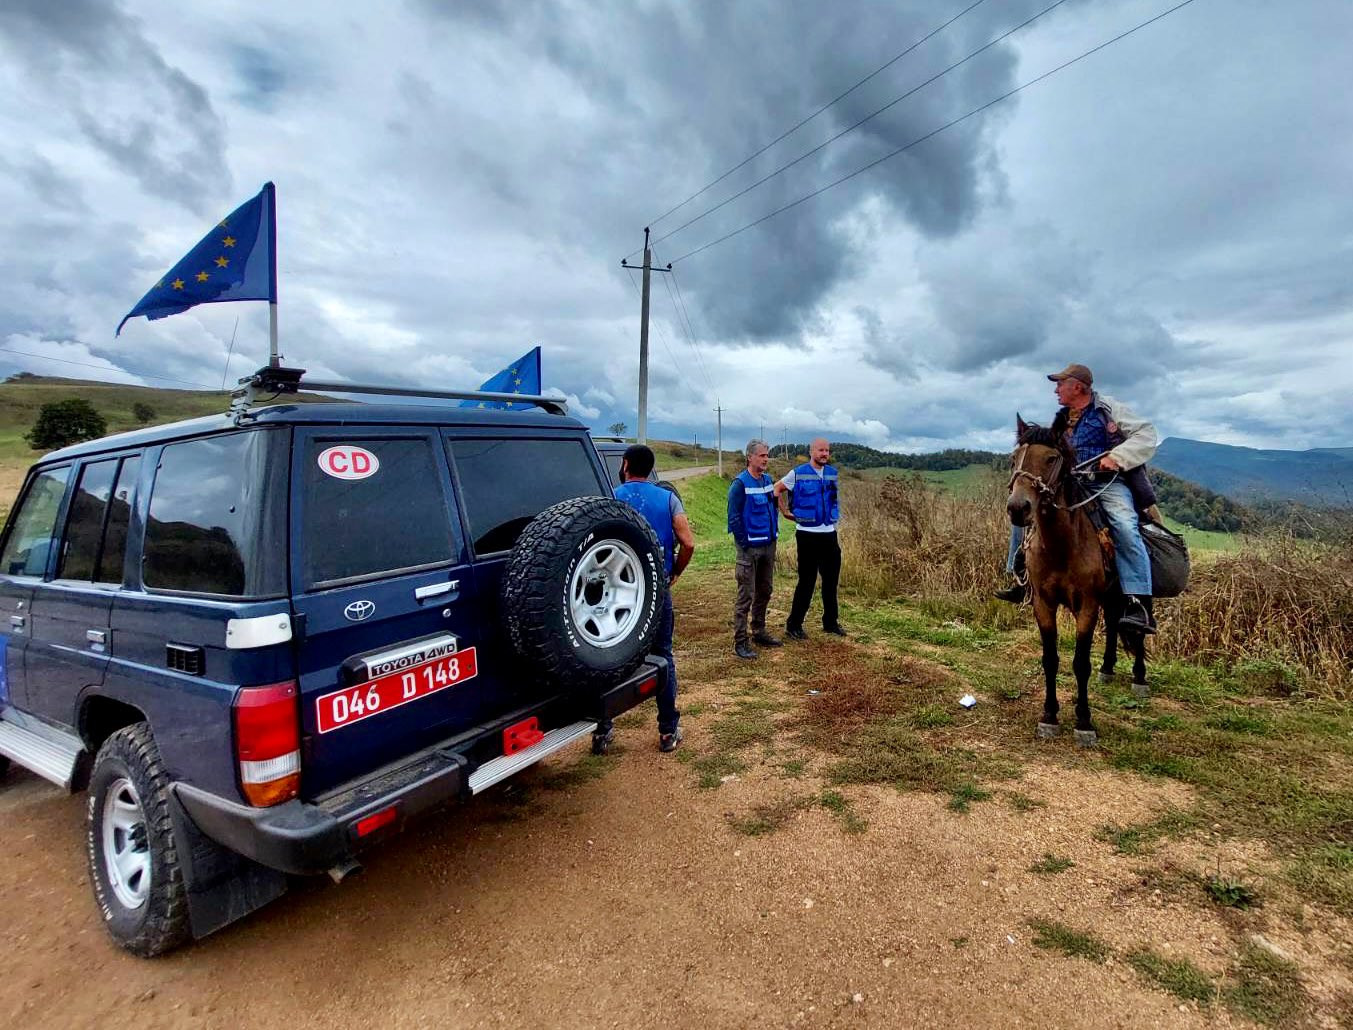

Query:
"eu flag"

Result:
[[461, 346, 542, 409], [117, 183, 277, 336]]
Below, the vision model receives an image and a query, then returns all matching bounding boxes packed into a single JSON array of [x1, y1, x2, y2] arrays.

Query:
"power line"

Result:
[[670, 0, 1201, 264], [657, 260, 715, 396], [624, 266, 705, 405], [0, 346, 218, 390], [642, 0, 993, 236], [652, 0, 1072, 251]]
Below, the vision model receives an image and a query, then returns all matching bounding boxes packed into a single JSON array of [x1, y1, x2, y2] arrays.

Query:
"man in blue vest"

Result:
[[598, 444, 695, 754], [774, 437, 845, 640], [727, 439, 780, 660]]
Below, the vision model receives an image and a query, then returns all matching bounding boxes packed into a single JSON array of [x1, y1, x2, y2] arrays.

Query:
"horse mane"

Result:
[[1016, 407, 1072, 451]]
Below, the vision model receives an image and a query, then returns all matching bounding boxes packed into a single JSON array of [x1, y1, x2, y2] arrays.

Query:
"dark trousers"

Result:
[[600, 590, 678, 736], [734, 542, 776, 645], [788, 530, 840, 631]]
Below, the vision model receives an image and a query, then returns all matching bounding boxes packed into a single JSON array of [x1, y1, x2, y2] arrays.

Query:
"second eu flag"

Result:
[[462, 347, 542, 409]]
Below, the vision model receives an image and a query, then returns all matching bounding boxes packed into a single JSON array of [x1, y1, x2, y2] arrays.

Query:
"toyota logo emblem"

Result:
[[344, 600, 376, 622]]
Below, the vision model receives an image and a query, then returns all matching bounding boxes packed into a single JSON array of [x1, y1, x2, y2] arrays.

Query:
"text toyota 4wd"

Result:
[[0, 368, 667, 956]]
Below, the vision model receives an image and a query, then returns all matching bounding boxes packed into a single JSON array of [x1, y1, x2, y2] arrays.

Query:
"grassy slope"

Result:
[[676, 471, 1353, 927]]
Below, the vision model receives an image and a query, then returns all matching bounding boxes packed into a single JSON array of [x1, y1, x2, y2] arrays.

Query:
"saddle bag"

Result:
[[1141, 521, 1190, 597]]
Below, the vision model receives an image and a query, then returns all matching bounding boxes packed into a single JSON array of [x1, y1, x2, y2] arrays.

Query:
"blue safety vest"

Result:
[[614, 480, 676, 575], [789, 463, 839, 528], [734, 470, 778, 544]]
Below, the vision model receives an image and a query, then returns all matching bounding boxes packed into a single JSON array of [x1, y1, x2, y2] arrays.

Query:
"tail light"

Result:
[[233, 681, 301, 807]]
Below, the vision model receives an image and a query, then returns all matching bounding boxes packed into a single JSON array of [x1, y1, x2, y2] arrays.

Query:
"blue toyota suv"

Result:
[[0, 369, 667, 956]]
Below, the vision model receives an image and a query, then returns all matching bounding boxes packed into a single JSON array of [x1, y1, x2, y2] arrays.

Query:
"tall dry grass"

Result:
[[781, 469, 1352, 699], [778, 470, 1010, 600], [1155, 536, 1353, 700]]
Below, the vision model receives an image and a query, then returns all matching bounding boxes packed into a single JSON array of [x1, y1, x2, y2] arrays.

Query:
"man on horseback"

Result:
[[996, 363, 1159, 634]]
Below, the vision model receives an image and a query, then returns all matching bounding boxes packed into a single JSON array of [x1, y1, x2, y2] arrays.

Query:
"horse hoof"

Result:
[[1074, 729, 1099, 748], [1132, 682, 1150, 699], [1036, 722, 1060, 740], [1098, 670, 1116, 683]]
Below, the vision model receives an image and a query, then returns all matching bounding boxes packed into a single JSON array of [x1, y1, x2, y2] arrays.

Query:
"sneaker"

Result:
[[590, 728, 614, 756], [752, 633, 783, 648], [659, 727, 683, 753], [823, 625, 847, 637], [785, 625, 808, 641], [734, 643, 759, 660], [1119, 596, 1157, 635]]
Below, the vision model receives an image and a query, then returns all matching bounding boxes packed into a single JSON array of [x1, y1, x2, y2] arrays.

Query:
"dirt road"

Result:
[[2, 569, 1347, 1028]]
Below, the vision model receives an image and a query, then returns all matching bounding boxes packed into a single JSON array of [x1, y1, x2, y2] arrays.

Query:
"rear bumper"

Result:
[[174, 658, 667, 876]]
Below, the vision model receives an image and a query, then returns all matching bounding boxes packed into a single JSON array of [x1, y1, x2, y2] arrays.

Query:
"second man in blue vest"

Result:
[[726, 439, 780, 660], [775, 438, 846, 639]]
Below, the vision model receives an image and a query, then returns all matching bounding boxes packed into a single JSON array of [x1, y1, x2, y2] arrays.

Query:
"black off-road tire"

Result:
[[87, 723, 191, 957], [502, 496, 665, 691]]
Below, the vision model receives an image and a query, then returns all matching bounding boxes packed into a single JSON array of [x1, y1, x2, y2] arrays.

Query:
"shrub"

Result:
[[26, 398, 107, 450], [132, 401, 156, 424]]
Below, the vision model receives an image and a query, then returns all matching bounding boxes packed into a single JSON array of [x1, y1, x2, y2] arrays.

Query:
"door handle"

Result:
[[86, 629, 107, 652], [9, 615, 24, 630], [414, 579, 459, 601]]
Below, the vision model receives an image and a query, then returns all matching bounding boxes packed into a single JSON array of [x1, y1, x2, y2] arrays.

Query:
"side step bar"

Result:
[[466, 720, 597, 795], [0, 712, 86, 790]]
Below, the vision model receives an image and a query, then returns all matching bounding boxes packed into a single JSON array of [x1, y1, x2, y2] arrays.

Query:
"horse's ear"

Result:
[[1016, 413, 1028, 441]]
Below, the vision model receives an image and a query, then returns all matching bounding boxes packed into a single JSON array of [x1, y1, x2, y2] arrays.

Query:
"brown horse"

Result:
[[1007, 414, 1146, 746]]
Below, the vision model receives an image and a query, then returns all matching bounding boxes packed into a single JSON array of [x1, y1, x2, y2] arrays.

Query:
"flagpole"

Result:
[[265, 182, 279, 368]]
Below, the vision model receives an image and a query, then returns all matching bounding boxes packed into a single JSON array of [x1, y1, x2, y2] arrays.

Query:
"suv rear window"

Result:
[[143, 431, 288, 597], [301, 436, 456, 588], [449, 437, 604, 554]]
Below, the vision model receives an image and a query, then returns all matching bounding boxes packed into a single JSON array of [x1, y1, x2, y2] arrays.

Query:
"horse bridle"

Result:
[[1008, 444, 1064, 503], [1010, 444, 1120, 512]]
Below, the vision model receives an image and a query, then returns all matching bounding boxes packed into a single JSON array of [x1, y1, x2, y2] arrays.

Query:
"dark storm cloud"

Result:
[[414, 0, 1054, 343], [0, 0, 229, 212]]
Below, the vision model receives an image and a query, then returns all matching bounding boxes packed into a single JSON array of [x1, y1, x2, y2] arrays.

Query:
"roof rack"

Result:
[[228, 365, 568, 422]]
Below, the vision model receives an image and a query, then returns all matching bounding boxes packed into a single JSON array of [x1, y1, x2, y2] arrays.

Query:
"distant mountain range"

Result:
[[1153, 438, 1353, 508]]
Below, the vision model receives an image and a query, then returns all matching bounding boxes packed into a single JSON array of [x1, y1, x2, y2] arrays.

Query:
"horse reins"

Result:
[[1010, 444, 1121, 512]]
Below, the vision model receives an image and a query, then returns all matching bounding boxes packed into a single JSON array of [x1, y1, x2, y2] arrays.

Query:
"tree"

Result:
[[26, 398, 107, 450], [132, 401, 156, 424], [607, 422, 627, 437]]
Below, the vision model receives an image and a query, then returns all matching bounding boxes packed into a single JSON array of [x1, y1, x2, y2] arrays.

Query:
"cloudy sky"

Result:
[[1, 0, 1349, 453]]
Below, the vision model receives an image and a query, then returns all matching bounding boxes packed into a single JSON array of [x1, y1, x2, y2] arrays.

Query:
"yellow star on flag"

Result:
[[222, 235, 236, 248], [196, 271, 210, 282], [171, 279, 185, 290], [215, 255, 229, 268]]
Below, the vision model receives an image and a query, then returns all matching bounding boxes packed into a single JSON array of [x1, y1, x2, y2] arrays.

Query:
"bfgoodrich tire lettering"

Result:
[[502, 496, 664, 691], [87, 723, 191, 957]]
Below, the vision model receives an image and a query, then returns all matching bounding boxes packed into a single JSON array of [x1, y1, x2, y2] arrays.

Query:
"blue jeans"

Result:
[[597, 589, 679, 737], [1004, 479, 1152, 595]]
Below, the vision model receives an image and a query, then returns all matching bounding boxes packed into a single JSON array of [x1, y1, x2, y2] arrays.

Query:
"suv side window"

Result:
[[0, 466, 71, 577], [57, 458, 119, 581], [144, 432, 287, 597], [301, 436, 456, 588], [449, 437, 604, 554], [97, 456, 140, 585]]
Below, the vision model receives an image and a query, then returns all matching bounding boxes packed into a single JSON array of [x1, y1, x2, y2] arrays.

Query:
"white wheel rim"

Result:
[[101, 777, 151, 910], [568, 538, 646, 648]]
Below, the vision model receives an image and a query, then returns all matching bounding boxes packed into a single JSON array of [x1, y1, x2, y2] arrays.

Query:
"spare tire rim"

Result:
[[569, 538, 646, 648], [102, 776, 151, 910]]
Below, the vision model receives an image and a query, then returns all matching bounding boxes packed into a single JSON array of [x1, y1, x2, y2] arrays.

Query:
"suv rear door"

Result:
[[290, 427, 500, 797]]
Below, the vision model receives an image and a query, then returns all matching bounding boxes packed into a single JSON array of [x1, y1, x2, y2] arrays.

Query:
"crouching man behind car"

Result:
[[594, 445, 694, 754]]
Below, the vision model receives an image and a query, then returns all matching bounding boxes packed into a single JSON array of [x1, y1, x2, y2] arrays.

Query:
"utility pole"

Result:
[[760, 420, 765, 442], [715, 400, 723, 478], [620, 229, 672, 446], [782, 426, 788, 459]]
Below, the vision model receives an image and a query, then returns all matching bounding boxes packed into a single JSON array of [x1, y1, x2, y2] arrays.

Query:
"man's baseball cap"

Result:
[[1047, 363, 1093, 386]]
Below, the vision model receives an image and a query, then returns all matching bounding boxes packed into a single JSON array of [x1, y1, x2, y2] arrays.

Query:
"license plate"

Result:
[[315, 648, 479, 734]]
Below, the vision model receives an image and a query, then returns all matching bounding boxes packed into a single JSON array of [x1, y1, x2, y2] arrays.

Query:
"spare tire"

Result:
[[502, 496, 665, 691]]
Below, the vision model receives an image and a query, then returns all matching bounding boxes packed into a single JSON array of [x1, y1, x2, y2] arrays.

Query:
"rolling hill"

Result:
[[1153, 437, 1353, 508]]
